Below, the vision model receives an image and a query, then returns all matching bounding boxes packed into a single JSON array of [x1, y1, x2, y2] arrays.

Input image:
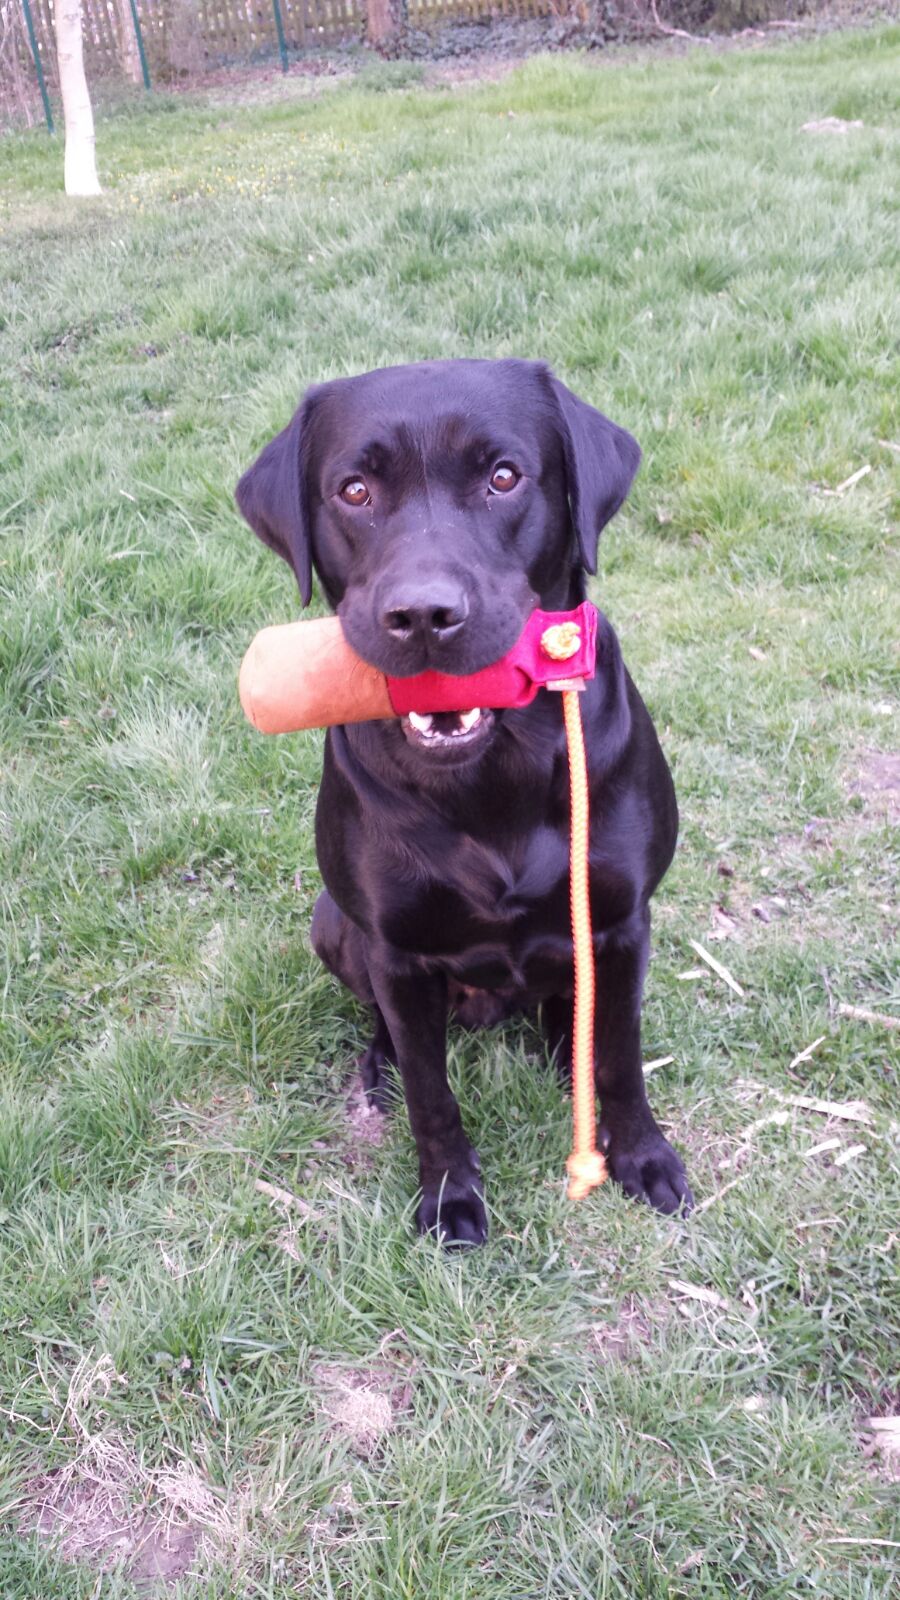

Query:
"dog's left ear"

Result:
[[235, 393, 317, 606], [550, 376, 641, 574]]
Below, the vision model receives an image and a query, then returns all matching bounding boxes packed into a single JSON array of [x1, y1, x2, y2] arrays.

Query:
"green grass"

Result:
[[1, 25, 899, 1597]]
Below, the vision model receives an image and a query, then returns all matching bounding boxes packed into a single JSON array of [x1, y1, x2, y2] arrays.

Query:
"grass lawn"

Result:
[[1, 23, 899, 1596]]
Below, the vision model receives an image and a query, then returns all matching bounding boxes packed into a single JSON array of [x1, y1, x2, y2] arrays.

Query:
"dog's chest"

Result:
[[376, 806, 639, 991], [378, 825, 578, 985]]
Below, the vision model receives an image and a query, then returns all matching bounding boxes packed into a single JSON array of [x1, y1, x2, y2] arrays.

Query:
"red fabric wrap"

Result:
[[386, 603, 598, 716]]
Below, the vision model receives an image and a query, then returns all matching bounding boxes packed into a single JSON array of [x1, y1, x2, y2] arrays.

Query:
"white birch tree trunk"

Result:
[[55, 0, 102, 196]]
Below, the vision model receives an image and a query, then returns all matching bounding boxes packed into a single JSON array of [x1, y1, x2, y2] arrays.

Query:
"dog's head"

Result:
[[237, 359, 639, 761]]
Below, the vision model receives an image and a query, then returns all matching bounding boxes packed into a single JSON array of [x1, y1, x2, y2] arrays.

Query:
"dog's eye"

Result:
[[340, 479, 370, 507], [489, 465, 519, 494]]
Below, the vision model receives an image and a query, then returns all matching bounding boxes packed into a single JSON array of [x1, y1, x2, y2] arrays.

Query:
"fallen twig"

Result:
[[644, 1054, 674, 1076], [720, 1109, 790, 1168], [668, 1279, 731, 1311], [821, 463, 872, 496], [824, 1538, 900, 1549], [688, 939, 745, 997], [838, 1003, 900, 1032], [833, 1143, 867, 1167], [254, 1178, 312, 1216], [694, 1175, 747, 1214], [779, 1093, 871, 1124], [788, 1035, 827, 1072], [803, 1139, 842, 1160]]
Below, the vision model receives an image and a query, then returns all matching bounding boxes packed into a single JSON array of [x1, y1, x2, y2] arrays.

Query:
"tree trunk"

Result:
[[115, 0, 143, 86], [367, 0, 407, 53], [55, 0, 101, 195]]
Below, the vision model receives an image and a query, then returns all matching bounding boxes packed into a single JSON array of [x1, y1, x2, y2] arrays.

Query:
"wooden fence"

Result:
[[3, 0, 554, 117]]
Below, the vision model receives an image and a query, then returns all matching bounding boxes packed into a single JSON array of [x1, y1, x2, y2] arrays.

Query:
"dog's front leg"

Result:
[[368, 961, 487, 1247], [595, 910, 694, 1217]]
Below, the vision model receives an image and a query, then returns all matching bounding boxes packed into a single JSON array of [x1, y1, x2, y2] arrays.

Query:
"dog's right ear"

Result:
[[235, 396, 314, 606]]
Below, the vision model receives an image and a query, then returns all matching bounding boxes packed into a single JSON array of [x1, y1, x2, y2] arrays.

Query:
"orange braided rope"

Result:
[[561, 688, 608, 1200]]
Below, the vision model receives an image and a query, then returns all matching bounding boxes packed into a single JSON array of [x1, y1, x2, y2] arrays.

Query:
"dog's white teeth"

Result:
[[406, 707, 487, 746]]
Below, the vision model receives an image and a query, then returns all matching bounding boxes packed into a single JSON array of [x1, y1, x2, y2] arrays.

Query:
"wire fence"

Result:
[[1, 0, 556, 128]]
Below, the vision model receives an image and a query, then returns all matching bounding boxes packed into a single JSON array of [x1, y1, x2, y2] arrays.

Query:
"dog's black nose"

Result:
[[382, 585, 469, 643]]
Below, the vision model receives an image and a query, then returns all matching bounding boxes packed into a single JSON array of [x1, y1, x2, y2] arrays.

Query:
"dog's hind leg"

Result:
[[310, 890, 397, 1110], [540, 993, 574, 1085], [357, 1011, 398, 1112]]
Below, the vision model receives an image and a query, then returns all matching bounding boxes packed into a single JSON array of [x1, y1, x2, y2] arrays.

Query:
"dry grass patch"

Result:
[[313, 1343, 415, 1458], [13, 1357, 257, 1590], [21, 1449, 203, 1590]]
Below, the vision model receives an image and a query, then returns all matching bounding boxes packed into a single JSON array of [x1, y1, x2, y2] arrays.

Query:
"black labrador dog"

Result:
[[237, 359, 692, 1245]]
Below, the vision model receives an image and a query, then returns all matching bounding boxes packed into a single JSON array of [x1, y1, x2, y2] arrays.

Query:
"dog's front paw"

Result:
[[600, 1112, 693, 1217], [417, 1149, 487, 1248]]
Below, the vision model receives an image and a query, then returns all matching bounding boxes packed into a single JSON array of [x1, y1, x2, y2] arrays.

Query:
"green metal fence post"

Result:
[[271, 0, 289, 73], [128, 0, 152, 91], [20, 0, 54, 134]]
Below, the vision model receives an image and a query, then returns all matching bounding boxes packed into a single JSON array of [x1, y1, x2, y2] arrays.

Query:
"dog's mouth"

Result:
[[401, 707, 496, 756]]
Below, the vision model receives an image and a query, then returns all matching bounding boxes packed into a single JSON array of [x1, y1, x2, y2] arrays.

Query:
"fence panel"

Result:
[[3, 0, 555, 127]]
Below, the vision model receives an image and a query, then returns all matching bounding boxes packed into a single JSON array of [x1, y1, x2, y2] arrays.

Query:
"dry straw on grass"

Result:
[[15, 1354, 258, 1587]]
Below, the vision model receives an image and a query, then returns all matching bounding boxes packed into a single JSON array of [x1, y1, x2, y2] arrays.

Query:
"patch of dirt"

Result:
[[76, 3, 893, 123], [424, 55, 523, 88], [845, 750, 900, 824], [14, 1355, 255, 1588], [589, 1294, 668, 1360], [701, 761, 900, 950], [704, 896, 793, 940], [22, 1472, 198, 1589], [17, 1441, 250, 1591], [343, 1075, 388, 1167], [860, 1401, 900, 1484], [313, 1345, 415, 1457], [198, 920, 226, 974], [200, 62, 353, 111]]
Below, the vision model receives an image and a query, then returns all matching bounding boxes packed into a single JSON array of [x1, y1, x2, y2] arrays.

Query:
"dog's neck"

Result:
[[539, 565, 587, 613]]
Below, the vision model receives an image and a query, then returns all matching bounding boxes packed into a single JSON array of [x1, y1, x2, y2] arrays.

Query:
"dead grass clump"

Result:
[[17, 1436, 253, 1589], [313, 1348, 414, 1457], [21, 1455, 199, 1589], [14, 1355, 255, 1589]]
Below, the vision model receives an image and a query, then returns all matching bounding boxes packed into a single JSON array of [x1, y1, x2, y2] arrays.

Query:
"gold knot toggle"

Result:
[[540, 622, 582, 662]]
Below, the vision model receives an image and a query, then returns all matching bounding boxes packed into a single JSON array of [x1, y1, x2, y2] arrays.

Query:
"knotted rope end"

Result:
[[566, 1148, 608, 1201]]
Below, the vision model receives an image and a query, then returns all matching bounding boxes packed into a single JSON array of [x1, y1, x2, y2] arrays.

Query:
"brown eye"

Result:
[[489, 464, 519, 494], [341, 479, 369, 506]]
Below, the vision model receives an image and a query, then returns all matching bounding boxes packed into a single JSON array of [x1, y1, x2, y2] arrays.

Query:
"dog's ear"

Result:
[[550, 376, 641, 575], [235, 396, 315, 606]]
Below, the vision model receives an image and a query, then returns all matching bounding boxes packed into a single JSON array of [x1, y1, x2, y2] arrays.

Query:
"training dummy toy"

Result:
[[240, 601, 607, 1200]]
